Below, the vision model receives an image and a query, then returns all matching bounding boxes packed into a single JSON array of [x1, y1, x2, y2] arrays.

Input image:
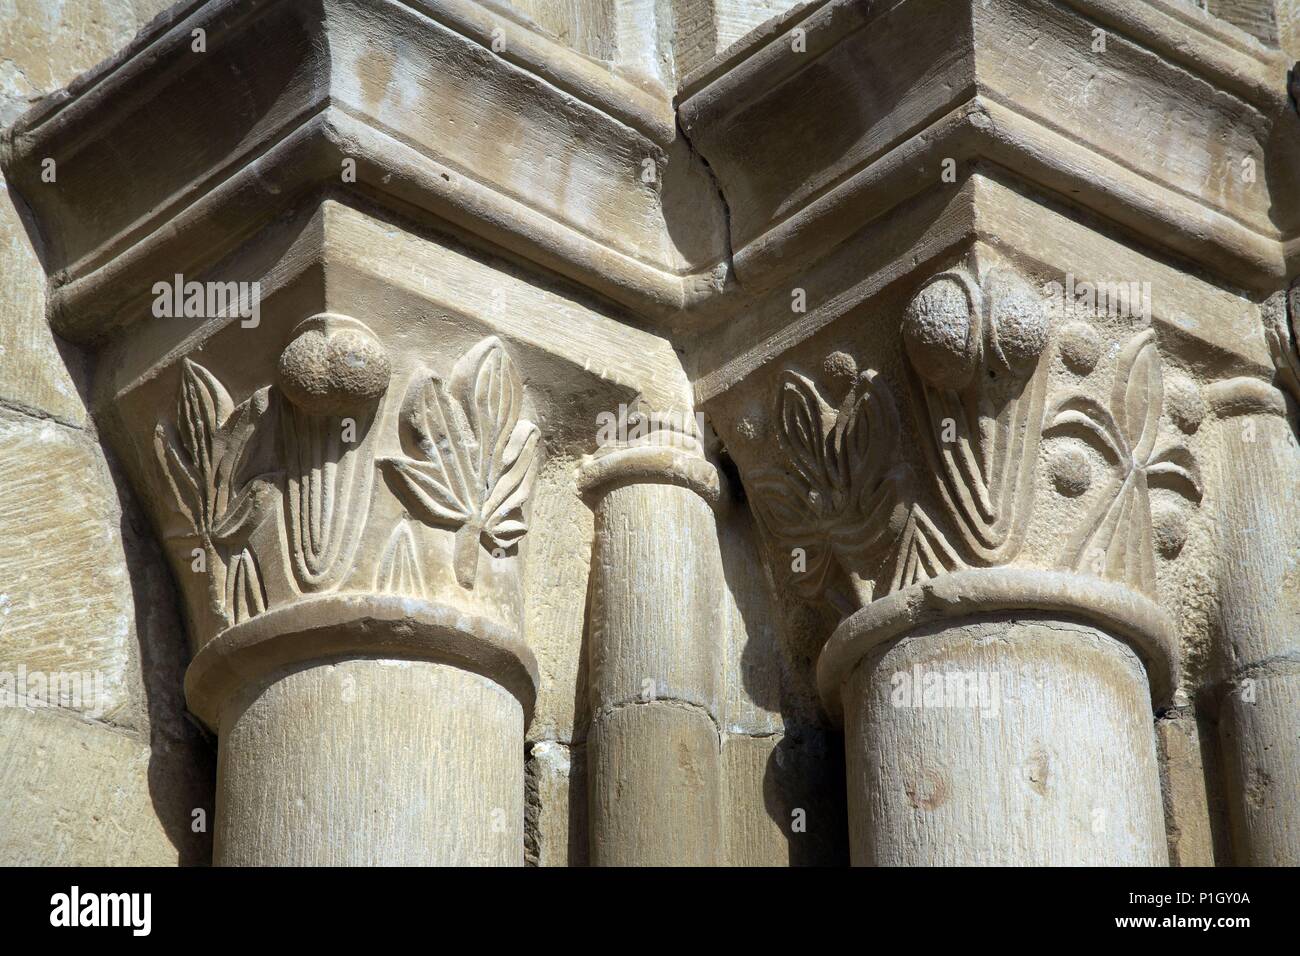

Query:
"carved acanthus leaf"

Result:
[[380, 337, 540, 589]]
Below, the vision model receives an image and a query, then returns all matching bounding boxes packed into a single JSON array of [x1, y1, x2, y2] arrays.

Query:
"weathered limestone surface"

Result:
[[720, 730, 847, 866], [218, 659, 524, 866], [0, 409, 213, 865], [0, 413, 133, 718], [581, 450, 725, 866], [503, 0, 803, 86], [2, 0, 1299, 867], [1206, 376, 1300, 864], [0, 704, 211, 865], [844, 617, 1167, 866], [525, 739, 587, 866], [1156, 708, 1222, 867], [0, 0, 213, 867]]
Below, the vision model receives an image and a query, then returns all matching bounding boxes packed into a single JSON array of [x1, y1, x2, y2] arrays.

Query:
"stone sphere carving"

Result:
[[1058, 321, 1102, 374], [1164, 375, 1206, 434], [902, 275, 979, 388], [986, 270, 1050, 371], [1152, 500, 1190, 558], [823, 350, 859, 394], [1049, 442, 1091, 497], [278, 314, 391, 416]]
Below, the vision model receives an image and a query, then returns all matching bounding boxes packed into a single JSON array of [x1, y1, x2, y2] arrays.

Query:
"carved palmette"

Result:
[[901, 266, 1052, 568]]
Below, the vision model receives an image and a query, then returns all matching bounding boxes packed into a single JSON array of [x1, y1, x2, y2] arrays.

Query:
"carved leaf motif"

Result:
[[748, 471, 835, 599], [777, 373, 832, 499], [380, 337, 540, 589], [481, 421, 539, 549], [452, 338, 523, 494], [156, 360, 227, 534], [226, 548, 267, 625], [1045, 395, 1122, 463], [1112, 329, 1161, 463], [749, 367, 904, 606], [281, 398, 377, 593], [1146, 444, 1202, 503], [154, 361, 279, 627], [376, 520, 425, 597], [154, 425, 201, 533], [904, 268, 1051, 565], [890, 505, 964, 592], [178, 360, 232, 523], [1045, 329, 1201, 595], [1263, 294, 1300, 404], [155, 362, 276, 541]]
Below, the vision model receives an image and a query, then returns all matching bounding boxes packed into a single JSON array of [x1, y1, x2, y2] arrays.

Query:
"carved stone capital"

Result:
[[145, 319, 543, 727], [576, 406, 720, 505], [739, 254, 1202, 606], [722, 249, 1206, 713]]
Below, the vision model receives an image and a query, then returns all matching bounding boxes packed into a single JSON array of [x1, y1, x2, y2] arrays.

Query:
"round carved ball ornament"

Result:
[[1164, 375, 1207, 434], [278, 313, 391, 416], [1048, 441, 1092, 497], [902, 268, 1049, 389], [1151, 499, 1191, 559], [901, 274, 980, 388], [1057, 321, 1103, 375]]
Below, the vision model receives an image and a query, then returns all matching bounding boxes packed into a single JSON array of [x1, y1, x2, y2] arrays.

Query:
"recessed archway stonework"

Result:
[[0, 0, 1297, 866]]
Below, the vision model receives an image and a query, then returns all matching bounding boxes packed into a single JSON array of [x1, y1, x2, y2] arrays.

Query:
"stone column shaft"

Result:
[[579, 434, 724, 865], [215, 658, 524, 866], [844, 614, 1167, 866], [1207, 378, 1300, 865]]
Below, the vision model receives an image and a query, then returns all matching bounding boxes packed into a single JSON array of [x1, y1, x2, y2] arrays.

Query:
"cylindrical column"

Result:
[[819, 570, 1176, 865], [1206, 378, 1300, 865], [187, 596, 538, 866], [578, 429, 723, 865]]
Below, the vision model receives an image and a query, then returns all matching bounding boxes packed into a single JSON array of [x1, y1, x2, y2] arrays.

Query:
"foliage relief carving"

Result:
[[743, 266, 1203, 616], [379, 337, 540, 589], [748, 364, 908, 609], [902, 267, 1052, 569], [1045, 329, 1202, 595], [153, 359, 278, 627]]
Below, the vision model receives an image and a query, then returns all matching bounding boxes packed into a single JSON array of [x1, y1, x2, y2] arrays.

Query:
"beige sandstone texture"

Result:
[[1, 0, 1298, 867], [0, 0, 210, 866]]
